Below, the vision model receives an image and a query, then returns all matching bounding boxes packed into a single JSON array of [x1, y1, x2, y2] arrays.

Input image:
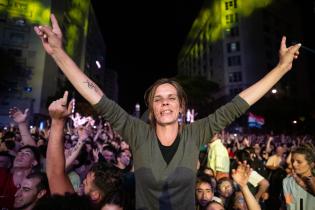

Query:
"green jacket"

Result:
[[94, 95, 249, 210]]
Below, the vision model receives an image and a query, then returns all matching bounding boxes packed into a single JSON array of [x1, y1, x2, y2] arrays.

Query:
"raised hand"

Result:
[[48, 91, 73, 120], [77, 124, 91, 141], [278, 36, 301, 72], [9, 107, 29, 124], [34, 14, 63, 55], [232, 161, 252, 188], [92, 148, 99, 162], [292, 171, 307, 189]]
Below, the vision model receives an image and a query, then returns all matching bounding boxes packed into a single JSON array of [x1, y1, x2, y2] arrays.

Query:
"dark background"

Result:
[[90, 0, 315, 124], [90, 0, 204, 112]]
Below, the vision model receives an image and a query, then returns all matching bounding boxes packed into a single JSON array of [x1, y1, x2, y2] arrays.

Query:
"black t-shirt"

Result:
[[157, 135, 180, 165]]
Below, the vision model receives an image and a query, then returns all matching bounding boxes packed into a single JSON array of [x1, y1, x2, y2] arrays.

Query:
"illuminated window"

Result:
[[227, 42, 240, 53], [226, 13, 239, 24], [225, 26, 239, 37]]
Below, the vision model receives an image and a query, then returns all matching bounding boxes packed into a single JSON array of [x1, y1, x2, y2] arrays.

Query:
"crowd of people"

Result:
[[1, 109, 315, 210], [1, 13, 314, 210]]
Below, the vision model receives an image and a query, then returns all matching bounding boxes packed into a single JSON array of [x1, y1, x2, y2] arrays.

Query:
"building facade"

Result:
[[178, 0, 307, 101], [0, 0, 117, 125]]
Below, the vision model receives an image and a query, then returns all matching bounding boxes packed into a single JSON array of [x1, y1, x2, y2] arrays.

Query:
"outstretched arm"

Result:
[[265, 136, 273, 154], [47, 91, 75, 194], [232, 161, 261, 210], [239, 36, 301, 106], [34, 14, 103, 105], [9, 107, 36, 146], [65, 125, 89, 170]]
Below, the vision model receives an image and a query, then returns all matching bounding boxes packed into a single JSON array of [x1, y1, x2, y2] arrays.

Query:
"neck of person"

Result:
[[156, 123, 179, 146]]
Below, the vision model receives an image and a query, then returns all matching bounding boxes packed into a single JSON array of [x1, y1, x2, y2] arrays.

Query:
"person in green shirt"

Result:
[[35, 14, 301, 210]]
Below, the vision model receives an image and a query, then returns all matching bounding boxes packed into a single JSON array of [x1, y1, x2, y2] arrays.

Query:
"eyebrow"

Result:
[[196, 188, 212, 190], [19, 150, 32, 155], [154, 94, 177, 98]]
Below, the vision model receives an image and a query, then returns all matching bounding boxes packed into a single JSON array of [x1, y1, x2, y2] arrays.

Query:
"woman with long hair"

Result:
[[283, 144, 315, 210]]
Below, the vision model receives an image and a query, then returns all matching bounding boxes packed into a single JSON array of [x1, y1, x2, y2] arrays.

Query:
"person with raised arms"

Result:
[[35, 14, 301, 210]]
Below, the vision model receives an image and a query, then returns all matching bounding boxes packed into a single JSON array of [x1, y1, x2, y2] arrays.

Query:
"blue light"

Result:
[[24, 87, 32, 92]]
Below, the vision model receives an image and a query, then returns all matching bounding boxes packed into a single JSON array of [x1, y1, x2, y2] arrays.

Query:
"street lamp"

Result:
[[271, 88, 277, 94]]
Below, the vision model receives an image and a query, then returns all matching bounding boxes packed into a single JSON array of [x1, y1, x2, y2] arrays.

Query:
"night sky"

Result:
[[90, 0, 204, 112]]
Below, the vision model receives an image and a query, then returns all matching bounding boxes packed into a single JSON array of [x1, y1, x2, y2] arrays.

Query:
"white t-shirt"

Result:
[[248, 170, 264, 187]]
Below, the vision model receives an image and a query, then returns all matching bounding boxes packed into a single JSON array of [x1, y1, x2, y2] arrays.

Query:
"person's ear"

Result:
[[90, 190, 101, 202], [32, 160, 38, 167], [37, 189, 47, 199]]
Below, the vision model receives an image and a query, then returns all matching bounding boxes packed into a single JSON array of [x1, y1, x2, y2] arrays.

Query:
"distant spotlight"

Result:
[[24, 87, 32, 92], [135, 103, 140, 111], [293, 120, 297, 124], [271, 89, 277, 94], [96, 60, 101, 69], [39, 121, 45, 130]]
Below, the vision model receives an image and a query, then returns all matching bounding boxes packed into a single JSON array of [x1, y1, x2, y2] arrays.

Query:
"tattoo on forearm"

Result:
[[83, 80, 99, 93], [72, 141, 83, 152]]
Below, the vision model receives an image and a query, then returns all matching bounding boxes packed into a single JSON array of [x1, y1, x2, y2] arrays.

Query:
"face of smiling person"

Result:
[[153, 83, 182, 126]]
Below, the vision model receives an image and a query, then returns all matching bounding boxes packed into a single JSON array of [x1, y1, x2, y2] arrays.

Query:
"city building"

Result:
[[178, 0, 308, 102], [0, 0, 117, 125]]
